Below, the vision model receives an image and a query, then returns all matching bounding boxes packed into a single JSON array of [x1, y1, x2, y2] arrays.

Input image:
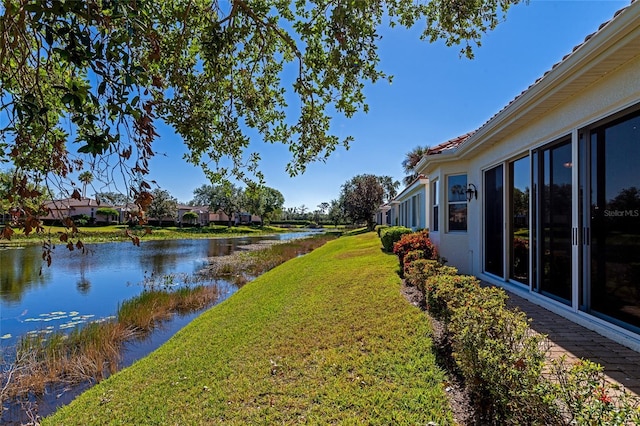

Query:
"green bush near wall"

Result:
[[379, 226, 412, 252], [402, 257, 640, 425]]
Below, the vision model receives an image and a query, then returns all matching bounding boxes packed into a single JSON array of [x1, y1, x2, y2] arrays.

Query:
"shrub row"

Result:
[[379, 226, 412, 252], [390, 229, 640, 425]]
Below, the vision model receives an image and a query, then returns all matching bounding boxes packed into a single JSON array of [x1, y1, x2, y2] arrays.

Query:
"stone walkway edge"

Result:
[[499, 286, 640, 396]]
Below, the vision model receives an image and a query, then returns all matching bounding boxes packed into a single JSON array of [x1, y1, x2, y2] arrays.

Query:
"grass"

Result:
[[44, 232, 453, 425], [0, 224, 290, 246]]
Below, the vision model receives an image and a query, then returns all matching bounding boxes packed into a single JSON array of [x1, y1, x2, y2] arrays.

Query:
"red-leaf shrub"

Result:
[[393, 230, 437, 269]]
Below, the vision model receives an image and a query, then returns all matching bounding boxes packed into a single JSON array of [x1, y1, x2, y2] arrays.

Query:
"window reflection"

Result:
[[510, 157, 530, 285], [448, 175, 467, 231], [589, 110, 640, 329]]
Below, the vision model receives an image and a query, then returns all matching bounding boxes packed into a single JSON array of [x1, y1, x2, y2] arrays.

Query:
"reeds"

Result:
[[1, 284, 219, 402]]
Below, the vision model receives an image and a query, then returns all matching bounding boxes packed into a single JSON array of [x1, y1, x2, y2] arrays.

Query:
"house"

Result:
[[42, 198, 103, 223], [375, 203, 392, 226], [415, 1, 640, 349], [177, 205, 210, 226], [388, 175, 429, 231]]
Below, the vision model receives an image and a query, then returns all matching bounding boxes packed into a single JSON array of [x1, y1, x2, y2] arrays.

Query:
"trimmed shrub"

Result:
[[415, 264, 640, 424], [548, 357, 640, 425], [392, 229, 437, 269], [375, 224, 389, 237], [449, 287, 554, 423], [424, 274, 480, 325], [404, 259, 458, 292], [380, 226, 412, 252]]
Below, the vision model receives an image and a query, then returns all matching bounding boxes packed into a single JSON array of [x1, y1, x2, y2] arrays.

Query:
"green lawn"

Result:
[[44, 232, 453, 425], [2, 224, 287, 245]]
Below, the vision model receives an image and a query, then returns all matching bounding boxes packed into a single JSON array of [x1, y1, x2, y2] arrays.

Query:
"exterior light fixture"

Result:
[[466, 183, 478, 202]]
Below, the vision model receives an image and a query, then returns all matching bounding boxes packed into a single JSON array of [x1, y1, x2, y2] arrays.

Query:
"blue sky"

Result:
[[148, 0, 628, 209]]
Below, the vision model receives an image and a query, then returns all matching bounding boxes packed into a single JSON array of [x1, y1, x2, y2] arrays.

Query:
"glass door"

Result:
[[584, 110, 640, 330], [485, 165, 504, 277], [533, 138, 573, 304], [510, 156, 530, 285]]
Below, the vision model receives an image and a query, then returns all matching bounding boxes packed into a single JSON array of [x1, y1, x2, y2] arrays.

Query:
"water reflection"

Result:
[[0, 232, 315, 346], [0, 247, 48, 303]]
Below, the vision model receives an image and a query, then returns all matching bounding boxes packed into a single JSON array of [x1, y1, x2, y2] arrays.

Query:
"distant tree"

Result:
[[317, 202, 330, 215], [146, 189, 178, 227], [402, 146, 430, 186], [96, 192, 128, 206], [340, 174, 384, 231], [182, 211, 199, 225], [78, 171, 93, 198], [0, 170, 48, 227], [192, 182, 242, 226], [609, 186, 640, 211], [96, 207, 119, 224], [377, 176, 400, 202], [328, 198, 346, 227], [245, 185, 285, 225]]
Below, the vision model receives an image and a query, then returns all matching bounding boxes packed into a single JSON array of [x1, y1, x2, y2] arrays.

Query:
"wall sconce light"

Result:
[[466, 183, 478, 202]]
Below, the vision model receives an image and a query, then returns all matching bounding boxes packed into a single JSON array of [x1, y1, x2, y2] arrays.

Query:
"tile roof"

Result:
[[426, 132, 475, 155], [424, 0, 636, 158]]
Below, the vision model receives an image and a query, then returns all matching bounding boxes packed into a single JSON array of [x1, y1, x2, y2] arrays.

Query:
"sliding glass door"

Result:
[[510, 157, 530, 285], [485, 165, 504, 277], [533, 138, 573, 304], [584, 110, 640, 330]]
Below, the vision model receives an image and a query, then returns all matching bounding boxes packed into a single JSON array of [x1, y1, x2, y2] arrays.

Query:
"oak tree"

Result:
[[1, 0, 519, 241], [340, 173, 387, 231]]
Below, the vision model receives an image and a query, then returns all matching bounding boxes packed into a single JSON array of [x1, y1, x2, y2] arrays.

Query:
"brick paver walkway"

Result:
[[504, 290, 640, 396]]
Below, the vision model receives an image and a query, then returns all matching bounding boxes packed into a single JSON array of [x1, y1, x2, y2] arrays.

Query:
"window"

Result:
[[485, 165, 504, 277], [448, 174, 467, 231], [412, 195, 419, 228], [510, 156, 530, 285], [432, 180, 439, 232]]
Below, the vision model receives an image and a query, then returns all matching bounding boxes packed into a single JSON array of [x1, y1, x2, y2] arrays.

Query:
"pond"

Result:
[[0, 231, 318, 422]]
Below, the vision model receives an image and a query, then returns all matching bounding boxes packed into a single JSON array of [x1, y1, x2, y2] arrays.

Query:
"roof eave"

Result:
[[420, 1, 640, 171], [458, 1, 640, 158]]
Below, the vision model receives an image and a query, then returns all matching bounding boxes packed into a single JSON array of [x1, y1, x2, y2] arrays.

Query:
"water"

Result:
[[0, 231, 318, 422]]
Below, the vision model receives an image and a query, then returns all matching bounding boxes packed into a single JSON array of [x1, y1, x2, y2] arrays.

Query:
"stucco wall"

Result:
[[466, 54, 640, 278]]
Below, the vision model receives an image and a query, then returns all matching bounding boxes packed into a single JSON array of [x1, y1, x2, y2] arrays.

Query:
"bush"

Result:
[[375, 224, 389, 237], [379, 226, 412, 252], [449, 286, 554, 424], [548, 357, 640, 425], [416, 265, 640, 425], [424, 274, 480, 325], [71, 214, 91, 226], [392, 230, 437, 269], [404, 259, 457, 292]]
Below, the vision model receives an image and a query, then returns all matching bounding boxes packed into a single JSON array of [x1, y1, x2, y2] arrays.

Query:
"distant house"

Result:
[[387, 175, 429, 231], [42, 198, 102, 223], [415, 1, 640, 349], [205, 210, 261, 226], [375, 203, 392, 226], [177, 205, 210, 226]]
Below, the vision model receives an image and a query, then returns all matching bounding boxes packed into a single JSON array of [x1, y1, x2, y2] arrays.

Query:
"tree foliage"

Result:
[[146, 188, 177, 226], [402, 145, 430, 186], [95, 191, 128, 206], [328, 198, 346, 227], [340, 174, 386, 230], [0, 0, 519, 240], [244, 184, 284, 225], [191, 182, 243, 226]]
